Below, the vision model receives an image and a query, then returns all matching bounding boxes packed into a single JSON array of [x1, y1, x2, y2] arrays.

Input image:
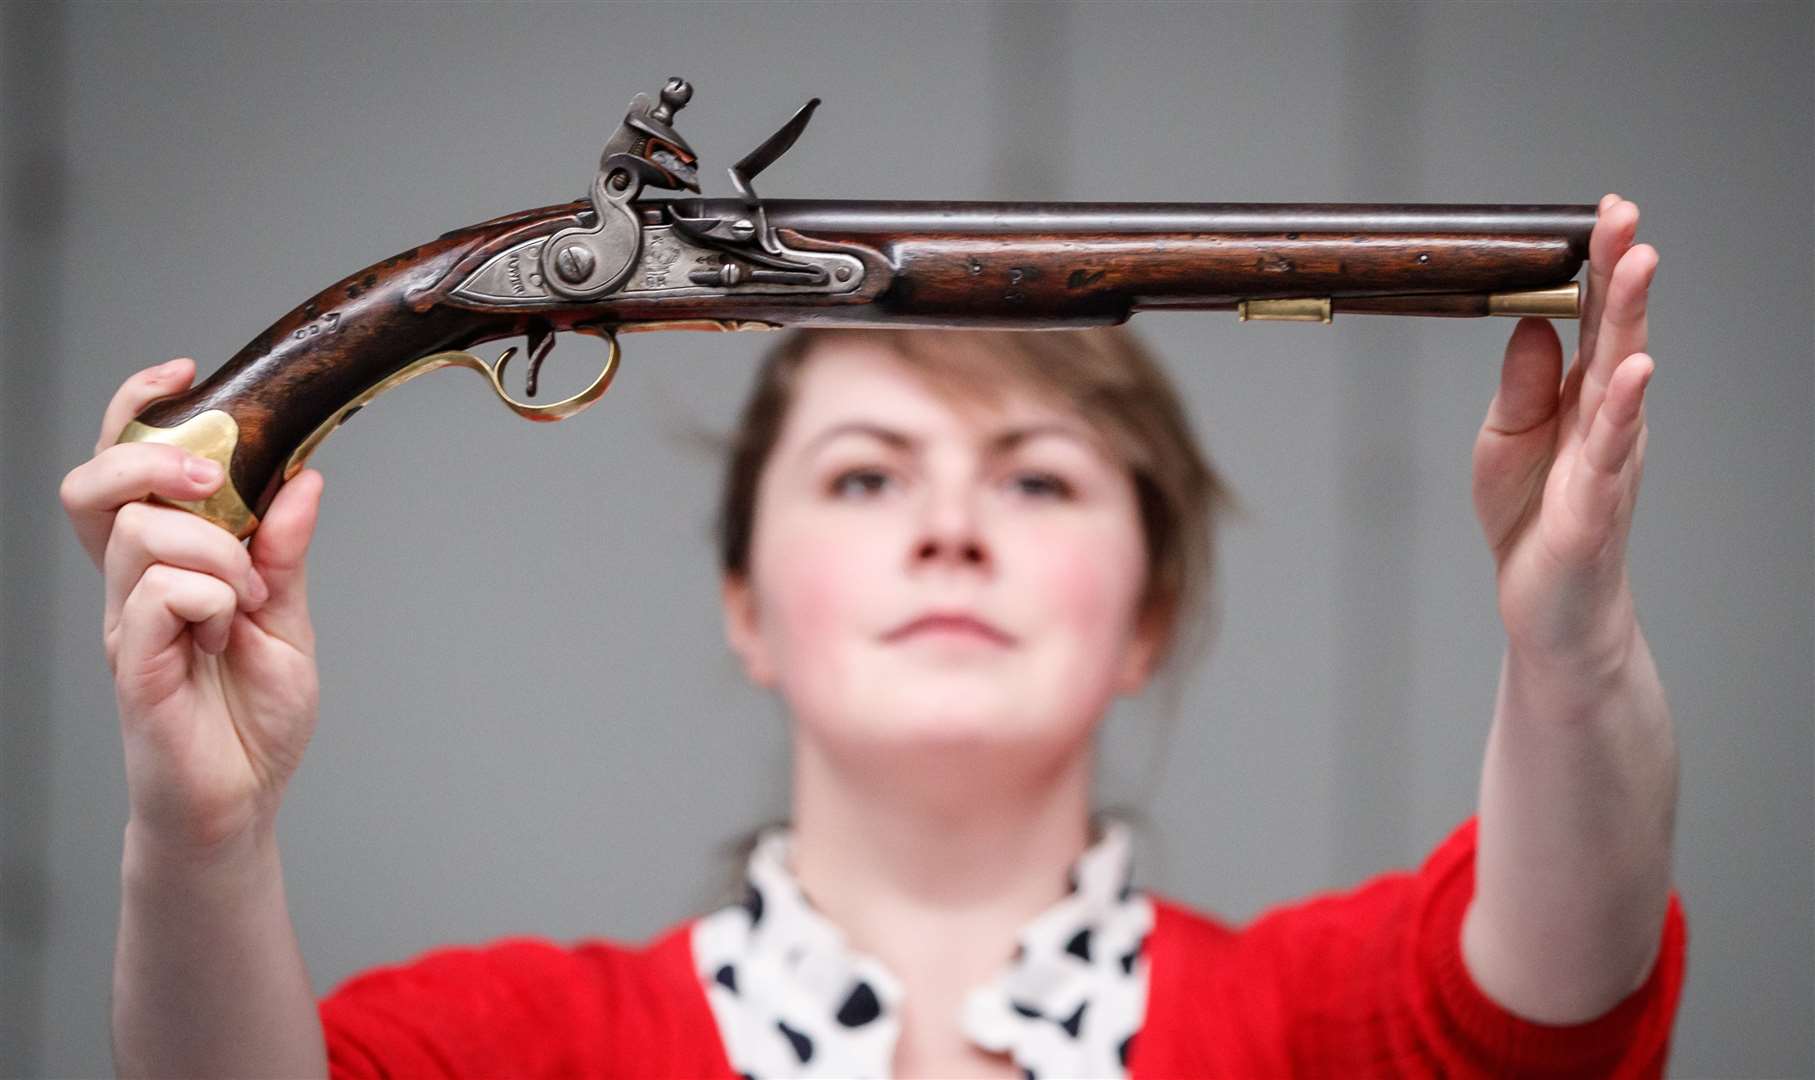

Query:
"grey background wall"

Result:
[[3, 2, 1809, 1076]]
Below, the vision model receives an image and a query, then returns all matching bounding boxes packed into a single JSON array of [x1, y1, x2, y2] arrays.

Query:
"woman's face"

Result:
[[722, 339, 1161, 764]]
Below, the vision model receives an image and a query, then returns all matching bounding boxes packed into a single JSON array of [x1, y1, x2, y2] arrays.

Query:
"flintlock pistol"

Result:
[[120, 77, 1594, 539]]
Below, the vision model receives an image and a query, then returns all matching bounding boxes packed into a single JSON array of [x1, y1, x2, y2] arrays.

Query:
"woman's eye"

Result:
[[827, 467, 1071, 499], [1011, 471, 1073, 499], [830, 468, 893, 498]]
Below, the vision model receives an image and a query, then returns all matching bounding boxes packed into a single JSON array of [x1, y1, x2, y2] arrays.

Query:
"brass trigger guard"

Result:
[[283, 328, 620, 481], [461, 326, 621, 422]]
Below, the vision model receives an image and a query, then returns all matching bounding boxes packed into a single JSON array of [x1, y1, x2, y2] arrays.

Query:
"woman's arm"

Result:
[[1466, 632, 1677, 1023], [115, 822, 328, 1078], [62, 358, 331, 1076], [1461, 194, 1677, 1023]]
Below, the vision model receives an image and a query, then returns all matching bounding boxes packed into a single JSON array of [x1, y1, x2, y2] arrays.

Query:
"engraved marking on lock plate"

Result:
[[451, 226, 865, 307]]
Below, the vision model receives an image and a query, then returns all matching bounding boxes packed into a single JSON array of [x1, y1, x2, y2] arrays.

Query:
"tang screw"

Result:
[[554, 243, 597, 284]]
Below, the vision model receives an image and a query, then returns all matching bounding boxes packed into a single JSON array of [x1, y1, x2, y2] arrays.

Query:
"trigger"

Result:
[[524, 324, 557, 398]]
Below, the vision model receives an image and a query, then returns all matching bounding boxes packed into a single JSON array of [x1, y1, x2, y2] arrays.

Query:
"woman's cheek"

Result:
[[758, 510, 879, 668], [1025, 519, 1145, 647]]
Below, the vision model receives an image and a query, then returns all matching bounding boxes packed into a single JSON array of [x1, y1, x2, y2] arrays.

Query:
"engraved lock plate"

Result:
[[452, 225, 866, 307], [541, 198, 643, 297]]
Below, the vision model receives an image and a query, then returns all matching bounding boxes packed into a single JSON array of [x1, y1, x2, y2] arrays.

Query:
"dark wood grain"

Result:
[[132, 206, 587, 517]]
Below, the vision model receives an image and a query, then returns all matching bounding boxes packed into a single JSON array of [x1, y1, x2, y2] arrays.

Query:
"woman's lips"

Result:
[[882, 612, 1017, 647]]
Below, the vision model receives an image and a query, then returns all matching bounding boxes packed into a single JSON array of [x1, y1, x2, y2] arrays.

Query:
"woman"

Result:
[[62, 195, 1683, 1077]]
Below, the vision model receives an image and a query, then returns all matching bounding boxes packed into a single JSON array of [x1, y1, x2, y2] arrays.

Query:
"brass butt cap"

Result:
[[117, 410, 259, 539]]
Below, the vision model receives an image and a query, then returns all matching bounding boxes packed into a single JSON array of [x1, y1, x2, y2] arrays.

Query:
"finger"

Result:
[[1626, 423, 1650, 514], [1573, 199, 1639, 403], [115, 564, 239, 685], [1577, 243, 1658, 439], [1482, 318, 1564, 435], [246, 469, 325, 652], [1556, 347, 1587, 434], [104, 501, 263, 642], [1568, 354, 1654, 528], [96, 358, 195, 454], [62, 441, 229, 571], [1579, 353, 1653, 474]]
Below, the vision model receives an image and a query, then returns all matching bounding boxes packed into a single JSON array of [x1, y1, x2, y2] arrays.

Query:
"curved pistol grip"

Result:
[[111, 208, 599, 537]]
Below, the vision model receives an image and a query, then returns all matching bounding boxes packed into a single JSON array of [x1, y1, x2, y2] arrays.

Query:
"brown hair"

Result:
[[701, 324, 1237, 908]]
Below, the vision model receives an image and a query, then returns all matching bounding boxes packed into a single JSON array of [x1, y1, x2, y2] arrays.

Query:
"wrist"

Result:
[[1506, 618, 1638, 682], [1500, 563, 1641, 679], [1501, 622, 1659, 726], [122, 815, 282, 896], [121, 766, 288, 860]]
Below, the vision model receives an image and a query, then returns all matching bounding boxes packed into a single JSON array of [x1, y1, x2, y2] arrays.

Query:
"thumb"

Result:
[[245, 468, 325, 648], [1472, 319, 1563, 559], [1481, 317, 1564, 437]]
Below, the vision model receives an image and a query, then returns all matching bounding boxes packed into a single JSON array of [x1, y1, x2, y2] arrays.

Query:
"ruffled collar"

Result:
[[691, 818, 1154, 1077]]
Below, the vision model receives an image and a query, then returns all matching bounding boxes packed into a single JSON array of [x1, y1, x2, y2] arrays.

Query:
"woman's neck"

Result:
[[785, 729, 1098, 1068], [787, 729, 1081, 987]]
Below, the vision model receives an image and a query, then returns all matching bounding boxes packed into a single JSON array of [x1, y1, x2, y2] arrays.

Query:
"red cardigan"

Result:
[[320, 818, 1686, 1077]]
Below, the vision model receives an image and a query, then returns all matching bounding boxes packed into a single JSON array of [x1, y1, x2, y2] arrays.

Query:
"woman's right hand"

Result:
[[62, 357, 327, 855]]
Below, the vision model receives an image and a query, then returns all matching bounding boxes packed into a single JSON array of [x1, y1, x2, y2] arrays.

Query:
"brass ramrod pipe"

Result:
[[1240, 283, 1583, 323]]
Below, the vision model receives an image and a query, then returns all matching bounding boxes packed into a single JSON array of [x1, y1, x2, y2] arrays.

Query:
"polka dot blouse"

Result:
[[691, 819, 1152, 1078]]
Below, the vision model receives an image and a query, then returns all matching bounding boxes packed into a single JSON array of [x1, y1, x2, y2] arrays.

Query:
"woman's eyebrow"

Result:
[[802, 420, 1103, 458], [804, 421, 914, 456]]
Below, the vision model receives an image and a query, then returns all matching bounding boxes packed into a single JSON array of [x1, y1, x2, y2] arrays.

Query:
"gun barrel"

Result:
[[748, 200, 1596, 327], [761, 199, 1596, 255]]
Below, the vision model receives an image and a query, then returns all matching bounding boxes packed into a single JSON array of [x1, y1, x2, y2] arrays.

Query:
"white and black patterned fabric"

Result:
[[691, 818, 1154, 1079]]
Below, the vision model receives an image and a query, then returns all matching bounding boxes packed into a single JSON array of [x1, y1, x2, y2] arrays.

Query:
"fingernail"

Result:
[[185, 456, 221, 483], [249, 572, 269, 607]]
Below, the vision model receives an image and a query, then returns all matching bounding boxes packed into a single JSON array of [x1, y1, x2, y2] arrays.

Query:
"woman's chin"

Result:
[[853, 685, 1055, 748], [793, 651, 1092, 752]]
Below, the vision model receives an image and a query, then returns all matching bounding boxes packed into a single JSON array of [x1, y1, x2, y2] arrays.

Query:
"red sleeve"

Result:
[[1135, 817, 1687, 1078], [1400, 816, 1688, 1078], [317, 924, 734, 1079]]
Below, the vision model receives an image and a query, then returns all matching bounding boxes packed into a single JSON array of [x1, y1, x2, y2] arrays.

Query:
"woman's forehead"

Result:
[[783, 340, 1083, 439]]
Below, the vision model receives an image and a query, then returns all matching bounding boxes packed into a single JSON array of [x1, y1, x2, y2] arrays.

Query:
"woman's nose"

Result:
[[911, 487, 989, 569], [914, 532, 987, 566]]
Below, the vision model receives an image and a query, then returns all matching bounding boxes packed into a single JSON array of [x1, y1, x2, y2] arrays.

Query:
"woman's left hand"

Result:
[[1471, 194, 1658, 675]]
